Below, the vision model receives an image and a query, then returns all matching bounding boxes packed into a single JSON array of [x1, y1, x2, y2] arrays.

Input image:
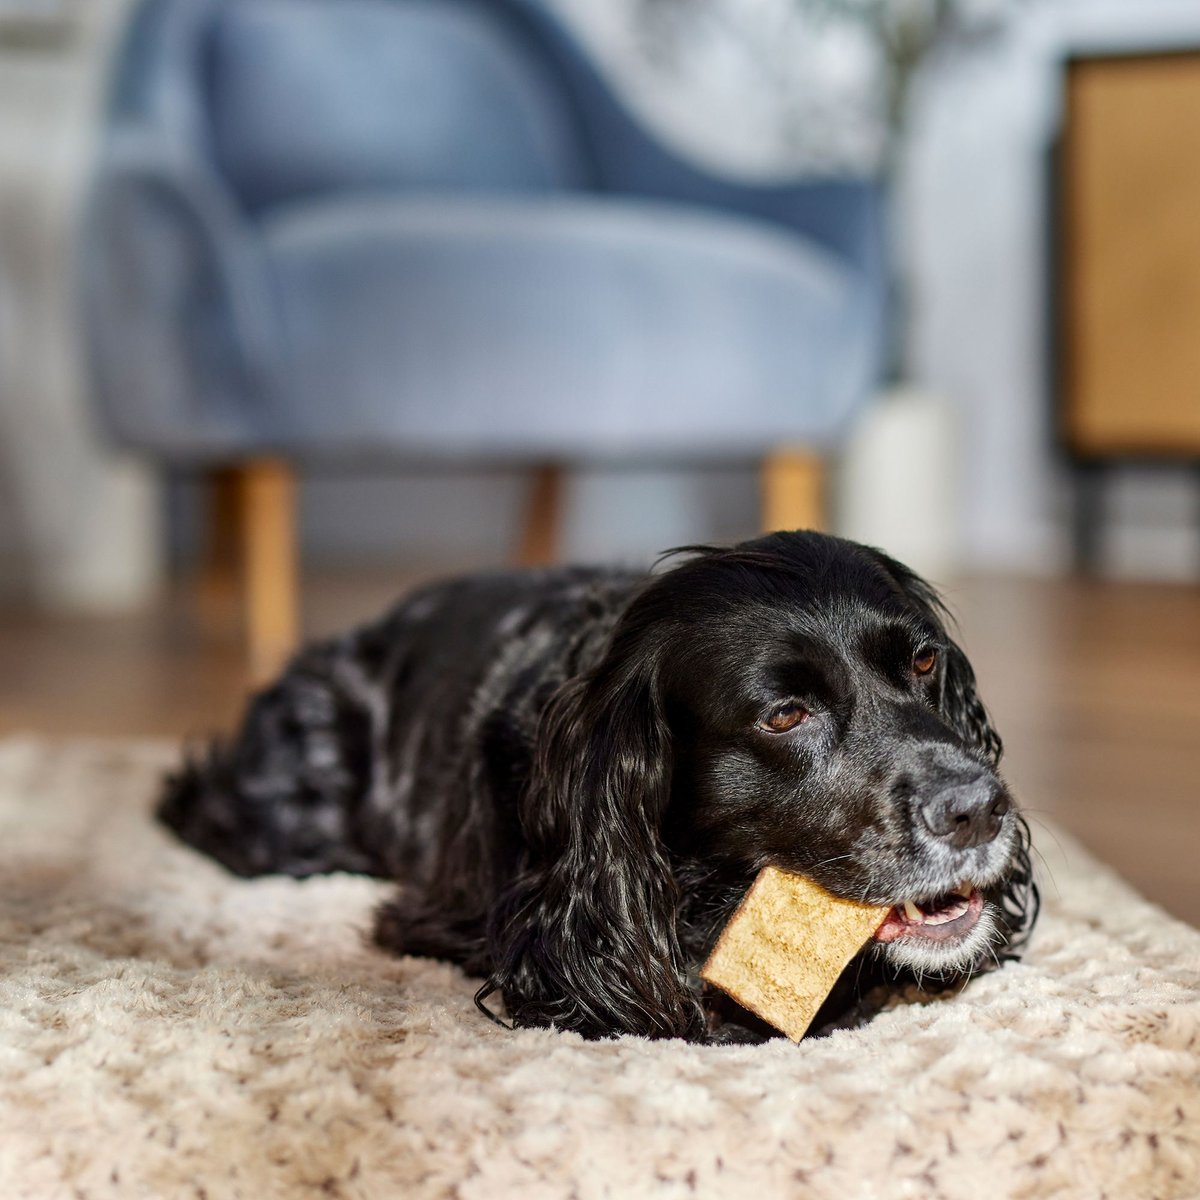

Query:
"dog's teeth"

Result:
[[903, 899, 923, 923]]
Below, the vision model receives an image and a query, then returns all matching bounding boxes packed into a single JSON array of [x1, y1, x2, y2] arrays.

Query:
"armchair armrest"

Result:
[[80, 130, 281, 457]]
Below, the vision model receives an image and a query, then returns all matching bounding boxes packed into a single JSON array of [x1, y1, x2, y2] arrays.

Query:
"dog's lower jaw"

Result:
[[872, 896, 1005, 979]]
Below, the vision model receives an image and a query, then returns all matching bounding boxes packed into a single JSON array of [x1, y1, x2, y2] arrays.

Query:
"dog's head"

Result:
[[487, 532, 1036, 1040]]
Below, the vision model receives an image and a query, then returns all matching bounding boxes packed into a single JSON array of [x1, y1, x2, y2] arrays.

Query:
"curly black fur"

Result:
[[160, 531, 1038, 1042]]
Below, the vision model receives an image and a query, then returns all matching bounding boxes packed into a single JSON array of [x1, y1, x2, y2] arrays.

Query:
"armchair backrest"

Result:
[[111, 0, 593, 215], [104, 0, 885, 282]]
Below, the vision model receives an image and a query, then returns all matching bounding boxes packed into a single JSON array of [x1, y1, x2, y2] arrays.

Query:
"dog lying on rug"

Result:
[[159, 531, 1037, 1043]]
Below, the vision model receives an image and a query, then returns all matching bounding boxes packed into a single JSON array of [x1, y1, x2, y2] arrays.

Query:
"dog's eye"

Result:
[[759, 703, 810, 733], [912, 647, 938, 676]]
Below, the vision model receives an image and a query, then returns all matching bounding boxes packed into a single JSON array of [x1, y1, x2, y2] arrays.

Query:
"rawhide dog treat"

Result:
[[701, 866, 889, 1041]]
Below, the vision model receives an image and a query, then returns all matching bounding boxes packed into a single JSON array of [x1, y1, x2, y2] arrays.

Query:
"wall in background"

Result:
[[300, 462, 760, 568], [0, 0, 159, 609], [168, 462, 759, 574]]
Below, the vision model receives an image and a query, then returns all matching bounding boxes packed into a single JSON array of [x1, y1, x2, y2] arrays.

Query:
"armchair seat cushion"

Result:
[[258, 195, 882, 461]]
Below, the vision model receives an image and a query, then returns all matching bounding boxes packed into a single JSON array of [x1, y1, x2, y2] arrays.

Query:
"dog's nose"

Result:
[[919, 776, 1010, 850]]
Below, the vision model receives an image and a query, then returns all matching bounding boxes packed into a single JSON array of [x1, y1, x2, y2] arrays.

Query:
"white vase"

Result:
[[834, 384, 961, 583]]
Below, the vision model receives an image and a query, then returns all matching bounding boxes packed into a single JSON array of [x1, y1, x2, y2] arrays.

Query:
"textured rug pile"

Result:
[[1, 738, 1198, 1199]]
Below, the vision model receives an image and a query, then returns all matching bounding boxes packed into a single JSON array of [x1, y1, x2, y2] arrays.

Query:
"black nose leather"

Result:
[[920, 778, 1010, 850]]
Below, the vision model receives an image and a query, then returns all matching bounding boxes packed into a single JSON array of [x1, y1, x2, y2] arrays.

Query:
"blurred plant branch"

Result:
[[635, 0, 1016, 175]]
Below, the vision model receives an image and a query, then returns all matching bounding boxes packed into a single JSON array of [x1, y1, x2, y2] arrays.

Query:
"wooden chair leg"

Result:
[[198, 459, 300, 681], [197, 466, 245, 639], [761, 448, 828, 534], [238, 459, 300, 682], [518, 464, 563, 566]]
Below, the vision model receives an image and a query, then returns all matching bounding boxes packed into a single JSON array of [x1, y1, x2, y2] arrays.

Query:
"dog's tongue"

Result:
[[873, 889, 980, 943], [873, 907, 912, 944]]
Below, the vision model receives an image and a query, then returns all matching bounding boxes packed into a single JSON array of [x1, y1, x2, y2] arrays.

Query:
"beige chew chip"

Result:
[[700, 866, 889, 1042]]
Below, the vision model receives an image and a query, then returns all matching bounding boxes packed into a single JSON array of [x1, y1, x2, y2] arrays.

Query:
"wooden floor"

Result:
[[1, 569, 1196, 928]]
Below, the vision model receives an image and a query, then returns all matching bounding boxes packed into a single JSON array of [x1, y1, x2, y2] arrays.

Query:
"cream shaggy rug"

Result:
[[1, 738, 1198, 1200]]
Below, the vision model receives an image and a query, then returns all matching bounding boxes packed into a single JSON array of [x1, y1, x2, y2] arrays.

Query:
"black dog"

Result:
[[160, 531, 1036, 1042]]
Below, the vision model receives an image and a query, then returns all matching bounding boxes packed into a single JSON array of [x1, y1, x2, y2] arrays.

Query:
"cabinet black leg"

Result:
[[1072, 461, 1106, 575], [1194, 462, 1200, 576]]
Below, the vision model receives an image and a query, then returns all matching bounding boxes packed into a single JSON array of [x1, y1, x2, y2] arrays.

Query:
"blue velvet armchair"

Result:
[[81, 0, 888, 671]]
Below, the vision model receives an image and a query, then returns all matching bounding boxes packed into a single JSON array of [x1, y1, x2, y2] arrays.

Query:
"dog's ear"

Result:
[[866, 548, 1003, 767], [938, 637, 1003, 767], [480, 618, 704, 1040]]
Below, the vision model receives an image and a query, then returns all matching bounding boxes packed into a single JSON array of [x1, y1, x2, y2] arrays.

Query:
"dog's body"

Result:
[[162, 532, 1036, 1042]]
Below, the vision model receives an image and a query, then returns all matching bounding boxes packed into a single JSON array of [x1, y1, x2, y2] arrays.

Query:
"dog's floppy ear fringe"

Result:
[[940, 639, 1004, 767], [866, 548, 1003, 768], [995, 813, 1040, 960], [478, 636, 705, 1041]]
